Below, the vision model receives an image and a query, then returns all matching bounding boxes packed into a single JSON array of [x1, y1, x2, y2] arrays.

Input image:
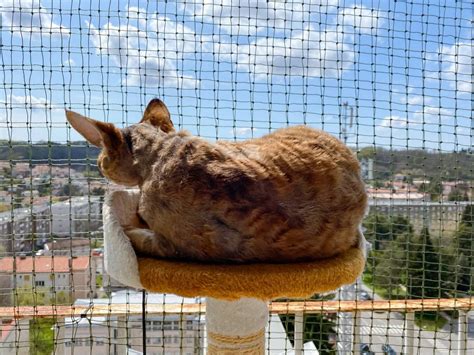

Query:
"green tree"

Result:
[[16, 287, 71, 306], [60, 183, 83, 196], [406, 227, 441, 299], [450, 205, 474, 295], [372, 180, 385, 188], [423, 178, 443, 201], [390, 215, 413, 236], [278, 294, 337, 354], [363, 214, 391, 250], [29, 318, 55, 355], [448, 188, 469, 202], [363, 213, 412, 250], [371, 235, 409, 298], [37, 180, 52, 196], [16, 287, 47, 306]]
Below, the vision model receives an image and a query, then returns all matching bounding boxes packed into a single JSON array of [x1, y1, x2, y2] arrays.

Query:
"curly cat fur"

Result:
[[66, 99, 367, 263]]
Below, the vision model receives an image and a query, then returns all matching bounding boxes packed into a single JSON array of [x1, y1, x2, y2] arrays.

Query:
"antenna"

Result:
[[341, 102, 356, 144]]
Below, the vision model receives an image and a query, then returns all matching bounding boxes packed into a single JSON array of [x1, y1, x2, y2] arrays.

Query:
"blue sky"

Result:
[[0, 0, 472, 151]]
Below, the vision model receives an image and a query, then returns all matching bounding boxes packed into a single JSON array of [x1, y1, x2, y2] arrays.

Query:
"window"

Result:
[[146, 320, 163, 331], [35, 281, 45, 287], [163, 321, 172, 330]]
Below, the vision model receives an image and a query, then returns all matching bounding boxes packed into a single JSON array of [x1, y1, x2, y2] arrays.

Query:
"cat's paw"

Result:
[[123, 227, 156, 253], [123, 227, 177, 258]]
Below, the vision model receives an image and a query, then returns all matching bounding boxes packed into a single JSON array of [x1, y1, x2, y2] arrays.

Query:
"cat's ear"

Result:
[[65, 110, 123, 149], [140, 98, 174, 133]]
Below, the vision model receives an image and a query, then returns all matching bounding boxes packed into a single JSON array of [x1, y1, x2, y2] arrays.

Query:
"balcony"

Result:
[[0, 294, 473, 354]]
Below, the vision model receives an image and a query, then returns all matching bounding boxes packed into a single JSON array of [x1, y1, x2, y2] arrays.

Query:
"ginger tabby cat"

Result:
[[66, 99, 367, 263]]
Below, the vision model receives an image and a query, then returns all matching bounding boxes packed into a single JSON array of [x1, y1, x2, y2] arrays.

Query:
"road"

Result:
[[354, 284, 473, 354]]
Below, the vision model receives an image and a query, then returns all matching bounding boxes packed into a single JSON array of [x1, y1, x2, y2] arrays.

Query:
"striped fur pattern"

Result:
[[66, 99, 367, 263]]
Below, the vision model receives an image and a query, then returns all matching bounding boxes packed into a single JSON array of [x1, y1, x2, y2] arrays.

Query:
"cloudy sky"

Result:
[[0, 0, 472, 150]]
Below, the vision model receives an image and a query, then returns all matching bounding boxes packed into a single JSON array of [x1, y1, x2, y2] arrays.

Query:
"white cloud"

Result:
[[232, 127, 258, 136], [183, 0, 338, 36], [4, 94, 59, 111], [407, 96, 425, 105], [439, 42, 472, 93], [215, 26, 353, 79], [379, 115, 409, 128], [63, 58, 75, 66], [0, 0, 70, 37], [337, 5, 385, 35], [425, 42, 472, 94], [415, 106, 452, 120], [88, 7, 203, 88], [379, 106, 452, 130], [400, 95, 433, 105], [209, 4, 385, 80]]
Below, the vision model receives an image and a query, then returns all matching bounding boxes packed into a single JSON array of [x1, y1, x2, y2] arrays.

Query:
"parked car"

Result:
[[382, 344, 397, 354], [359, 291, 372, 300], [360, 343, 375, 355]]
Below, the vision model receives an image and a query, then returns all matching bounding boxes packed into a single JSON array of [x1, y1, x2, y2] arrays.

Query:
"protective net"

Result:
[[0, 1, 472, 354]]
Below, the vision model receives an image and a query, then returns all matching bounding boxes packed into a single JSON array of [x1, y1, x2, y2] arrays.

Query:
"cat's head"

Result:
[[65, 98, 174, 186]]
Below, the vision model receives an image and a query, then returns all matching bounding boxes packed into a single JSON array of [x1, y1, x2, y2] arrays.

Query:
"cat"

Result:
[[66, 99, 367, 263]]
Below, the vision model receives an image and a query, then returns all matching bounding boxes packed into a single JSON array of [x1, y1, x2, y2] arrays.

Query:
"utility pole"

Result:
[[341, 102, 355, 144]]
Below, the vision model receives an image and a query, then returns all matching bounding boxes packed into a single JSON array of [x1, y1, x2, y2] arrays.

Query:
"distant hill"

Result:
[[0, 141, 472, 181], [358, 147, 473, 181], [0, 140, 100, 171]]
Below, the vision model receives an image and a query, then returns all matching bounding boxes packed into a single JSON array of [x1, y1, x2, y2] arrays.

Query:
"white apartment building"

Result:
[[0, 319, 30, 355], [0, 255, 96, 306], [0, 196, 102, 253], [57, 291, 205, 355]]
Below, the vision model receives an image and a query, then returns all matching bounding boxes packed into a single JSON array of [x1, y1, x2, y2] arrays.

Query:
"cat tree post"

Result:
[[206, 297, 268, 354], [103, 190, 367, 354]]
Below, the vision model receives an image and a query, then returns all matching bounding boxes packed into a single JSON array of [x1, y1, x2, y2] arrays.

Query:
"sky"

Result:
[[0, 0, 472, 151]]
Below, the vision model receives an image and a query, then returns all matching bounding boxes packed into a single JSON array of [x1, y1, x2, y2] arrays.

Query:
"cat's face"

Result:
[[65, 99, 174, 186]]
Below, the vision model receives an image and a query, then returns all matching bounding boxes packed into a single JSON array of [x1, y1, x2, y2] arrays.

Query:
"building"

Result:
[[11, 163, 30, 178], [359, 158, 374, 181], [0, 319, 30, 355], [49, 196, 102, 237], [0, 191, 12, 205], [55, 291, 205, 355], [0, 205, 51, 253], [0, 196, 102, 254], [0, 255, 96, 306], [366, 187, 427, 204]]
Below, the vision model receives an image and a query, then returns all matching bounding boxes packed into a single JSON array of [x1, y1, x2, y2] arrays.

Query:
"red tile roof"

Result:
[[0, 256, 90, 273]]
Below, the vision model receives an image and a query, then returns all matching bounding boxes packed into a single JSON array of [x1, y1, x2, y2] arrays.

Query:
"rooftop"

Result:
[[0, 256, 90, 273]]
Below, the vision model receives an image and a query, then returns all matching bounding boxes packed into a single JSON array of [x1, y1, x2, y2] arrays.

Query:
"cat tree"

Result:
[[103, 190, 367, 354]]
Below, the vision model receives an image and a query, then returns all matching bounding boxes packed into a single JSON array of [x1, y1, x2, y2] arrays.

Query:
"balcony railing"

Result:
[[1, 298, 472, 354]]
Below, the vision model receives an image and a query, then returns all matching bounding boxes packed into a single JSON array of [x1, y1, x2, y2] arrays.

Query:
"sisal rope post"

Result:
[[206, 297, 268, 355]]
